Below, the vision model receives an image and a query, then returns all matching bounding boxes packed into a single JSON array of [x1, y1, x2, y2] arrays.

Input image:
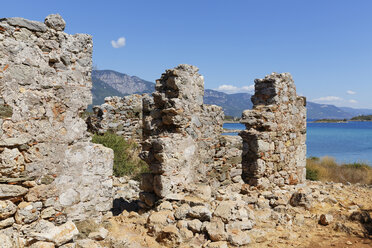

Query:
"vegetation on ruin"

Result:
[[350, 115, 372, 121], [92, 132, 149, 179], [306, 156, 372, 184]]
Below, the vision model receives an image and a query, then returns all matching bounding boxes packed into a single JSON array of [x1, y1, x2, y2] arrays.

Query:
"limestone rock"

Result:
[[227, 230, 251, 246], [0, 184, 28, 199], [0, 200, 17, 219], [225, 220, 253, 233], [41, 207, 56, 219], [155, 225, 181, 246], [179, 227, 193, 242], [204, 220, 227, 242], [148, 210, 175, 233], [25, 185, 56, 202], [15, 201, 41, 224], [29, 241, 55, 248], [44, 14, 66, 31], [5, 17, 47, 32], [88, 227, 108, 241], [188, 206, 212, 221], [0, 233, 13, 248], [174, 204, 191, 220], [213, 201, 234, 223], [0, 148, 25, 177], [31, 221, 79, 246], [157, 201, 173, 211], [0, 217, 15, 228], [187, 219, 202, 233], [319, 214, 333, 226], [289, 192, 311, 209]]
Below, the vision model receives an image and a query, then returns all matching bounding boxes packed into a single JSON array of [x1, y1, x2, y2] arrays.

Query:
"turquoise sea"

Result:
[[223, 121, 372, 165]]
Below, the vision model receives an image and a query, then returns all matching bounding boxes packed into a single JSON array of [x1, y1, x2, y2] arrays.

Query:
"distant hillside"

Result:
[[91, 77, 124, 106], [339, 107, 372, 117], [204, 89, 253, 117], [307, 102, 353, 120], [92, 70, 154, 95], [90, 69, 372, 120]]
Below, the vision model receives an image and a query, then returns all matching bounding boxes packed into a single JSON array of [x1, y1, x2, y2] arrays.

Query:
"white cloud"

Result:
[[346, 90, 356, 95], [312, 96, 343, 102], [241, 85, 255, 93], [215, 84, 255, 94], [349, 99, 357, 104], [111, 37, 126, 48]]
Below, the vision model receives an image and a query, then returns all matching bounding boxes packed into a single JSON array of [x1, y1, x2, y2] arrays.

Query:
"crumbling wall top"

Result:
[[240, 72, 307, 188]]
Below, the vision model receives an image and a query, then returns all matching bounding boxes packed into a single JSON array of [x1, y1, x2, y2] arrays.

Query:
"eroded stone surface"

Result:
[[240, 72, 306, 188], [140, 64, 224, 199], [0, 14, 113, 223]]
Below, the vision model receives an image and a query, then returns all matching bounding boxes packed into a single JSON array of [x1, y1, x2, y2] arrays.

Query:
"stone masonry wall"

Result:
[[239, 72, 306, 189], [87, 94, 143, 142], [140, 65, 224, 200], [0, 14, 113, 245]]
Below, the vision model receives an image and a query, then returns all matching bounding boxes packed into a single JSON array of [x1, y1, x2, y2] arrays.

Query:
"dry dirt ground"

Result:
[[81, 182, 372, 248]]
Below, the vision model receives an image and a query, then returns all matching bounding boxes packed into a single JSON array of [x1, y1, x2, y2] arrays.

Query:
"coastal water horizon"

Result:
[[223, 121, 372, 165]]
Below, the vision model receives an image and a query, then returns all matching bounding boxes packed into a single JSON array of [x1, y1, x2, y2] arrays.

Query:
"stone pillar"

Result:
[[239, 73, 306, 188], [0, 15, 113, 222], [140, 65, 223, 199]]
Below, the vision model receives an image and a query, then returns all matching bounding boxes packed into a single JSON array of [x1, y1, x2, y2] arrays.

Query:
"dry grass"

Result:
[[306, 156, 372, 184]]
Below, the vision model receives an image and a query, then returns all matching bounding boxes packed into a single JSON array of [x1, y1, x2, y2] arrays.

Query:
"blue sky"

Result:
[[2, 0, 372, 108]]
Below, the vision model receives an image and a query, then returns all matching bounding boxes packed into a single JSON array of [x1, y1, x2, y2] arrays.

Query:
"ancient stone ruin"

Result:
[[140, 65, 225, 199], [0, 13, 330, 248], [87, 94, 143, 142], [240, 73, 307, 188], [138, 67, 307, 200], [0, 14, 113, 245]]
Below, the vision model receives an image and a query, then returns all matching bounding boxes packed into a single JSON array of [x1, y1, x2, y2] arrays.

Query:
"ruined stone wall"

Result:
[[209, 135, 243, 193], [140, 65, 224, 200], [239, 72, 306, 188], [87, 94, 143, 141], [0, 14, 113, 245]]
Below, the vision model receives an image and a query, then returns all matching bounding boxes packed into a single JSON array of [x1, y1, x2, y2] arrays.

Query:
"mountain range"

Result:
[[91, 70, 372, 119]]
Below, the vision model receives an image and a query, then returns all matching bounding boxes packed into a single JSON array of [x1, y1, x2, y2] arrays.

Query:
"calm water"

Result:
[[223, 122, 372, 164]]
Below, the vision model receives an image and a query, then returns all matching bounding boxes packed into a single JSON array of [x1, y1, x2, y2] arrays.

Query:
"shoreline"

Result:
[[223, 120, 241, 123]]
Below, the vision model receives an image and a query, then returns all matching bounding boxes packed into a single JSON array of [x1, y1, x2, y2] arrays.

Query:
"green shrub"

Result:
[[306, 168, 319, 181], [308, 156, 320, 161], [92, 132, 149, 178]]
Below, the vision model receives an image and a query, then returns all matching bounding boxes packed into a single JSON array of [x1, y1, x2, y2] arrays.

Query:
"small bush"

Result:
[[306, 168, 319, 181], [92, 132, 149, 178], [308, 156, 320, 161]]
